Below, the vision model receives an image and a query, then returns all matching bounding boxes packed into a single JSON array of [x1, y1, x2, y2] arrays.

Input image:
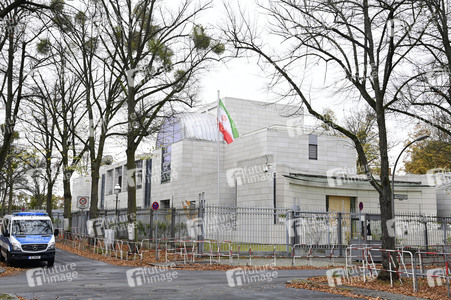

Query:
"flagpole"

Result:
[[217, 91, 221, 244]]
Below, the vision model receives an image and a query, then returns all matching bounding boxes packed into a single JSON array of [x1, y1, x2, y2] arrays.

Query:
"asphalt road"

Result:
[[0, 249, 356, 299]]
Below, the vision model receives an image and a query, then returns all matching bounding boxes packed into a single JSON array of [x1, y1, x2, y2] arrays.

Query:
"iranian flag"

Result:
[[218, 100, 239, 144]]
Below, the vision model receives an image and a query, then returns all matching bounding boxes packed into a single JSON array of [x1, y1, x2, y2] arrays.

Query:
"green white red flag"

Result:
[[218, 100, 239, 144]]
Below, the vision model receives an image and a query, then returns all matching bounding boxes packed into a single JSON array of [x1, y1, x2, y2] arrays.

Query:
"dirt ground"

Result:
[[288, 275, 451, 300], [55, 242, 330, 271]]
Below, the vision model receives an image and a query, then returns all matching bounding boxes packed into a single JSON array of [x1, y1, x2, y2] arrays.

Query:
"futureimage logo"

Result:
[[126, 264, 178, 287], [226, 265, 278, 287], [226, 164, 276, 187], [26, 263, 78, 287], [326, 167, 368, 187], [186, 216, 236, 239], [326, 266, 377, 287]]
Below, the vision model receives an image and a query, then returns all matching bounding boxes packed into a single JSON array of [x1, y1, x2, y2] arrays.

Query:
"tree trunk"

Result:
[[46, 181, 53, 216], [0, 28, 16, 175], [7, 181, 13, 214], [88, 130, 106, 220], [376, 98, 397, 280], [63, 176, 72, 232], [0, 185, 7, 216], [127, 88, 137, 242], [89, 166, 100, 219]]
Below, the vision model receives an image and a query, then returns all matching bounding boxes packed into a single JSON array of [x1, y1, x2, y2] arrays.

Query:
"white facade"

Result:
[[71, 97, 443, 215]]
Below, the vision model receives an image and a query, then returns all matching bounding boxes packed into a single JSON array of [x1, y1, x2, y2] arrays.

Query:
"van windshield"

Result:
[[12, 219, 52, 235]]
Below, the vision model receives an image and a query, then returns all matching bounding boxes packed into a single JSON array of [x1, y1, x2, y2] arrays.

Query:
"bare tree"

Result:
[[97, 0, 224, 239], [223, 0, 425, 279], [0, 0, 50, 19], [57, 0, 126, 220], [29, 37, 88, 226], [21, 84, 63, 216], [391, 0, 451, 138], [0, 5, 47, 181], [0, 137, 30, 214]]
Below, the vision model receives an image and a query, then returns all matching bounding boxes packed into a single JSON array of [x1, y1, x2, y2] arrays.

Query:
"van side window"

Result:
[[2, 219, 9, 234]]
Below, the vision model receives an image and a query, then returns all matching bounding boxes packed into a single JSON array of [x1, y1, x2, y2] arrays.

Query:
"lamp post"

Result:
[[391, 135, 429, 237], [114, 184, 121, 224]]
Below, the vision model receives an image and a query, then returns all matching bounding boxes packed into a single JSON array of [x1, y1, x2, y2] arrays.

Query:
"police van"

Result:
[[0, 212, 59, 266]]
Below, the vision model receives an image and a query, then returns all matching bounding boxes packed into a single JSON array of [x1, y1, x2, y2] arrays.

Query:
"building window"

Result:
[[123, 165, 128, 192], [156, 116, 181, 184], [144, 159, 152, 208], [160, 199, 170, 209], [350, 197, 356, 213], [136, 160, 143, 189], [161, 146, 171, 183], [101, 174, 105, 209], [308, 134, 318, 160], [115, 166, 122, 191], [106, 170, 113, 195]]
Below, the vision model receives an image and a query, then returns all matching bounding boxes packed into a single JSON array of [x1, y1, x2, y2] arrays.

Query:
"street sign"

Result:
[[77, 196, 89, 209], [359, 202, 363, 211], [152, 202, 159, 210], [394, 194, 408, 201]]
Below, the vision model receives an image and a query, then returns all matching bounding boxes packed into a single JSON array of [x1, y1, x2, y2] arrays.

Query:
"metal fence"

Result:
[[55, 204, 451, 253]]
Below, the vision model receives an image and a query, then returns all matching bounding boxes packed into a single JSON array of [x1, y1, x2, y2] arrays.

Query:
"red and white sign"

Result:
[[77, 196, 89, 209]]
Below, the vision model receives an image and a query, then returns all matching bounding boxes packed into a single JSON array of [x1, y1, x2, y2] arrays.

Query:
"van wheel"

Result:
[[47, 258, 54, 267]]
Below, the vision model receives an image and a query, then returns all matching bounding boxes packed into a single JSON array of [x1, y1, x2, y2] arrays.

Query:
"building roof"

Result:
[[285, 173, 428, 187]]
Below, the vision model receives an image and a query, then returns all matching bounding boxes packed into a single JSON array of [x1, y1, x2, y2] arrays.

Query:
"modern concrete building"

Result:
[[71, 97, 444, 216]]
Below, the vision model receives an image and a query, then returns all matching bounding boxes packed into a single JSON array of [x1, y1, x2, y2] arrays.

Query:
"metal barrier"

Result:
[[58, 233, 346, 267], [415, 251, 451, 297], [346, 246, 416, 292]]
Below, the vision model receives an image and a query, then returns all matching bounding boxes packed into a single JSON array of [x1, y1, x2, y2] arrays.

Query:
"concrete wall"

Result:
[[199, 97, 303, 136], [70, 97, 444, 216], [283, 176, 437, 214]]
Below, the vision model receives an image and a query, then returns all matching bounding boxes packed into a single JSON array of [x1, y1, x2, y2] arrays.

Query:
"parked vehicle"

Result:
[[0, 212, 59, 266]]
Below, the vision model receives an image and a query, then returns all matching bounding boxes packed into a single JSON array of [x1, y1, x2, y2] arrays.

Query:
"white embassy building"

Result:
[[72, 97, 449, 216]]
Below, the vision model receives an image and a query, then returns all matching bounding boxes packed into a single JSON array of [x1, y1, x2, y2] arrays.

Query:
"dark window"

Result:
[[308, 134, 318, 160], [101, 174, 105, 209], [106, 170, 113, 195], [123, 165, 128, 192], [156, 117, 182, 184], [161, 146, 171, 183], [115, 167, 122, 191], [161, 200, 170, 209], [350, 197, 356, 213], [144, 159, 152, 208], [12, 220, 52, 235], [2, 219, 9, 234], [136, 160, 143, 189]]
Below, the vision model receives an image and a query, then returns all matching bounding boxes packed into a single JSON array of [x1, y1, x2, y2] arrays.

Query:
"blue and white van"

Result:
[[0, 212, 59, 266]]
